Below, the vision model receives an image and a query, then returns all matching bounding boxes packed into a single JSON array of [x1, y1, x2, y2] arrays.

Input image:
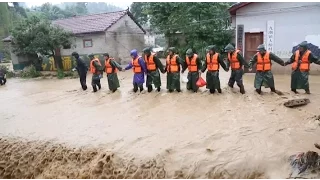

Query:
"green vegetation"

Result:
[[20, 65, 41, 78], [11, 15, 73, 76], [27, 2, 123, 21], [130, 2, 235, 56]]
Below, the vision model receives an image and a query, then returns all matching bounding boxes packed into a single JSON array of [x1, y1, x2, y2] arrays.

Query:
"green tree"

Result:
[[27, 3, 74, 20], [131, 2, 234, 56], [0, 3, 11, 38], [86, 2, 122, 14], [0, 3, 11, 59], [11, 2, 27, 18], [11, 15, 73, 69], [130, 2, 149, 25], [64, 2, 88, 16]]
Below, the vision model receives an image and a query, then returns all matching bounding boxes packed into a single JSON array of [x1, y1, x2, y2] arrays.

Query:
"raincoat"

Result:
[[201, 52, 228, 91], [90, 58, 103, 92], [144, 54, 165, 89], [75, 56, 88, 90], [125, 55, 147, 86], [249, 52, 285, 89], [182, 54, 202, 92], [104, 59, 122, 91], [91, 60, 102, 81], [226, 51, 249, 88], [165, 55, 184, 91], [285, 50, 320, 91]]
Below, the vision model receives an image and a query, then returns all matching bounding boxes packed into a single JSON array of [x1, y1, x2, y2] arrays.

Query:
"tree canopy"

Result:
[[130, 2, 235, 55], [11, 15, 72, 56], [27, 2, 123, 21]]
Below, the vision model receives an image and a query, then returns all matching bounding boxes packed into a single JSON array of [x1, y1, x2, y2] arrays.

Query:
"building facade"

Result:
[[54, 9, 146, 66], [229, 2, 320, 74]]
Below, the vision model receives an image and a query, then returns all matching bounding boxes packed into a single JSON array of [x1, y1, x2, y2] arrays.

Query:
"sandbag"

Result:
[[196, 77, 206, 87]]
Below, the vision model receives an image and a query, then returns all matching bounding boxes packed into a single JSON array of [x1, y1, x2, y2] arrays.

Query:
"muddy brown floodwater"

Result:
[[1, 70, 320, 178]]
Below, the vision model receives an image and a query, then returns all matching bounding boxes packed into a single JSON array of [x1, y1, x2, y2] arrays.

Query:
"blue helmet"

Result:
[[130, 49, 138, 58]]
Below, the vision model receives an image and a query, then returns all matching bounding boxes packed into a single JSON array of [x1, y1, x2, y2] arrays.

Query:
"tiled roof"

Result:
[[53, 10, 145, 34]]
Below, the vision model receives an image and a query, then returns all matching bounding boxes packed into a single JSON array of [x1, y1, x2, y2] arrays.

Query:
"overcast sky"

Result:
[[25, 1, 133, 9]]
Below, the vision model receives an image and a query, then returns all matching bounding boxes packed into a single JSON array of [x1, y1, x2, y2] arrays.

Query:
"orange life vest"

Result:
[[105, 58, 117, 74], [132, 56, 142, 73], [166, 55, 179, 73], [256, 51, 271, 71], [185, 54, 198, 72], [145, 53, 156, 71], [90, 58, 101, 74], [206, 53, 219, 71], [228, 50, 241, 70], [292, 50, 311, 71]]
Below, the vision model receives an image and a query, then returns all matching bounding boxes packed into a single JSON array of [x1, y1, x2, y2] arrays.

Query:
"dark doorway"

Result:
[[244, 32, 263, 73]]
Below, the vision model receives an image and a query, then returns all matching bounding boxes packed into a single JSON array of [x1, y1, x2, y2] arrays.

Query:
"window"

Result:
[[83, 39, 92, 48]]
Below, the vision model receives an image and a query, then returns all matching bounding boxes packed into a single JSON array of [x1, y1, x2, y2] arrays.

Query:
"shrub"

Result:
[[20, 65, 41, 78]]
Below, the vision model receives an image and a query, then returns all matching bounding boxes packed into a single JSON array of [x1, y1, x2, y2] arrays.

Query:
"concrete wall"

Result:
[[106, 14, 145, 65], [234, 2, 320, 74], [60, 33, 108, 56], [60, 14, 145, 65]]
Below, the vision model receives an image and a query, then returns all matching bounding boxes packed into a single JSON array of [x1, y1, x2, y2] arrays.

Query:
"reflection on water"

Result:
[[0, 71, 320, 178]]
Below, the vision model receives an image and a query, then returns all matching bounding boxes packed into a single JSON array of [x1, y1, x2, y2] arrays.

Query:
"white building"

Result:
[[229, 2, 320, 74]]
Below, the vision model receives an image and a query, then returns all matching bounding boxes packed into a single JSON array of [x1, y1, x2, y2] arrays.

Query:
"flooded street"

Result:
[[1, 70, 320, 178]]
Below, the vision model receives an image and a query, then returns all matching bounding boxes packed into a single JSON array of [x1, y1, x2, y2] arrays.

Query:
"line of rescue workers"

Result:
[[67, 41, 320, 95]]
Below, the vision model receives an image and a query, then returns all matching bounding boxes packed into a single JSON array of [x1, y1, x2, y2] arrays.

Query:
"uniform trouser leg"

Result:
[[0, 78, 5, 85], [146, 74, 153, 92], [133, 83, 138, 92], [139, 84, 144, 92], [304, 73, 310, 94], [79, 72, 87, 90], [97, 79, 101, 90], [133, 83, 143, 92], [235, 71, 245, 94], [92, 80, 98, 92], [147, 85, 153, 92], [228, 71, 236, 88]]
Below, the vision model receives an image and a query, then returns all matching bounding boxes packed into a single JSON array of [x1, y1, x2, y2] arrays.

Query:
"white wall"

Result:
[[234, 2, 320, 74], [107, 14, 145, 64], [60, 33, 109, 56]]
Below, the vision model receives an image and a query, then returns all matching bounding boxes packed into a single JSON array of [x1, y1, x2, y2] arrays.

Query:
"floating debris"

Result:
[[284, 98, 310, 108]]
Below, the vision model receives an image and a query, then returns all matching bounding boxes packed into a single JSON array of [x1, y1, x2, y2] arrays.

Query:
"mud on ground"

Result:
[[1, 71, 320, 178]]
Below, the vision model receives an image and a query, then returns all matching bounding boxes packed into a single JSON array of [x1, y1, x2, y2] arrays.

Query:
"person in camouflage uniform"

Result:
[[182, 48, 202, 93], [201, 45, 228, 94], [165, 47, 184, 93], [103, 53, 122, 93], [88, 54, 103, 92], [224, 43, 249, 94], [143, 47, 165, 92], [72, 52, 88, 91], [248, 44, 285, 94], [285, 41, 320, 94]]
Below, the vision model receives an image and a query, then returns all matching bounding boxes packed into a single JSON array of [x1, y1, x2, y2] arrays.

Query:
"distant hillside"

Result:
[[58, 2, 123, 14]]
